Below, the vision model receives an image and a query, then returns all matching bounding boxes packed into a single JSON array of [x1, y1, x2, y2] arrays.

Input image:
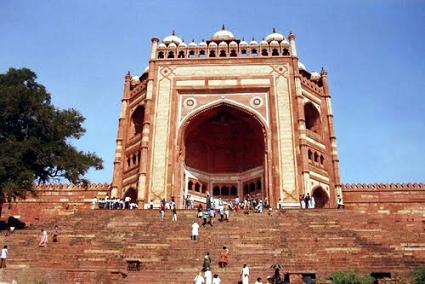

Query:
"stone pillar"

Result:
[[137, 37, 158, 207], [321, 68, 340, 207], [288, 32, 297, 58], [111, 72, 131, 197], [295, 72, 309, 200]]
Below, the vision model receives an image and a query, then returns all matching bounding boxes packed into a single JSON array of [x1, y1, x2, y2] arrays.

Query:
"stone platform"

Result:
[[0, 209, 424, 283]]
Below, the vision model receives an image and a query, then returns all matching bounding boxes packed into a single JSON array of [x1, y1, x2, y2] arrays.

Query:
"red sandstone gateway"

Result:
[[111, 27, 340, 210]]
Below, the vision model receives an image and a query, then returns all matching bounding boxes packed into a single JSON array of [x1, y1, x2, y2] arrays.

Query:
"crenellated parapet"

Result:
[[342, 183, 425, 191], [35, 183, 111, 191]]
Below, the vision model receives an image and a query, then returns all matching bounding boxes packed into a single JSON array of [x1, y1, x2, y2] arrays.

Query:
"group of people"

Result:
[[298, 193, 315, 209], [92, 195, 138, 210], [194, 248, 229, 284], [38, 225, 59, 248]]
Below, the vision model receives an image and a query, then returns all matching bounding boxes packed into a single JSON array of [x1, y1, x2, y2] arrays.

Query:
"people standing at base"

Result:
[[309, 196, 315, 209], [218, 246, 229, 268], [255, 277, 262, 284], [202, 210, 209, 226], [204, 268, 212, 284], [149, 199, 154, 209], [241, 264, 250, 284], [337, 195, 345, 209], [39, 229, 48, 247], [304, 193, 311, 209], [52, 225, 59, 243], [212, 274, 221, 284], [124, 195, 131, 209], [299, 195, 305, 208], [194, 272, 205, 284], [159, 201, 165, 221], [192, 220, 200, 240], [91, 196, 98, 209], [172, 206, 177, 222], [0, 245, 8, 268]]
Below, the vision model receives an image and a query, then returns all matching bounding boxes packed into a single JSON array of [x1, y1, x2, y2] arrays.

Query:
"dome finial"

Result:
[[222, 24, 225, 30], [172, 30, 176, 36], [272, 27, 276, 33]]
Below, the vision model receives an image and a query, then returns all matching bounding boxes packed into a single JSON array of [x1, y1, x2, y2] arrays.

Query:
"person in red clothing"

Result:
[[218, 246, 229, 268]]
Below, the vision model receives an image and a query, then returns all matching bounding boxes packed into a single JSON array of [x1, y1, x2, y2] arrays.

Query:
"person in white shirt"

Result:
[[194, 272, 205, 284], [212, 274, 221, 284], [254, 277, 262, 284], [204, 269, 212, 284], [0, 245, 8, 268], [124, 196, 131, 209], [91, 196, 97, 210], [241, 264, 250, 284], [192, 220, 200, 240]]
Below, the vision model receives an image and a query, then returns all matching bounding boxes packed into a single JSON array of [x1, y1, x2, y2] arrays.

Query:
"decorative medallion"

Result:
[[250, 96, 263, 109], [183, 97, 197, 109]]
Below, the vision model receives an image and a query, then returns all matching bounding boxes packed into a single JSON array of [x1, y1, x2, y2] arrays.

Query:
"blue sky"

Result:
[[1, 0, 424, 184]]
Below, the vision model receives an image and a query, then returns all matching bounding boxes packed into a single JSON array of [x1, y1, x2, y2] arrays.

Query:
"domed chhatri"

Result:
[[265, 28, 285, 43], [163, 30, 183, 45], [212, 25, 235, 41]]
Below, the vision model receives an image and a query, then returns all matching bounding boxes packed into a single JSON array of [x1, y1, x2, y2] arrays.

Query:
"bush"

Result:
[[328, 272, 375, 284], [413, 267, 425, 284]]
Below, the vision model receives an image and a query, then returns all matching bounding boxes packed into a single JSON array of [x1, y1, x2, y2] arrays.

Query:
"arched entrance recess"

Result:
[[312, 187, 329, 208], [181, 103, 267, 202], [124, 188, 137, 203]]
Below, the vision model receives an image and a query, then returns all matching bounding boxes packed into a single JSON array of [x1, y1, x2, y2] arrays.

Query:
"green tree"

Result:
[[328, 272, 375, 284], [413, 267, 425, 284], [0, 68, 103, 201]]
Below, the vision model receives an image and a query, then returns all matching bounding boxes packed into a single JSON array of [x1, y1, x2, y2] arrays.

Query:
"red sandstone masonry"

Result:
[[342, 183, 425, 214], [1, 183, 111, 223]]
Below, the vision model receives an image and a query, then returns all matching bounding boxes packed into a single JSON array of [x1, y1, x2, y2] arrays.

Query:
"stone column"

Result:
[[111, 72, 131, 198], [294, 73, 310, 199], [321, 68, 340, 207], [137, 37, 158, 208]]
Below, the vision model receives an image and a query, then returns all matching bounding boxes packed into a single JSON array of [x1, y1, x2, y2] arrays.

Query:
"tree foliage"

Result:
[[413, 267, 425, 284], [0, 68, 103, 200], [328, 272, 375, 284]]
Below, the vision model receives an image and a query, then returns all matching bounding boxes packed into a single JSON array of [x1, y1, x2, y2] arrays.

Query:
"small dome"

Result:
[[240, 39, 248, 47], [250, 39, 258, 46], [311, 72, 320, 80], [158, 42, 166, 49], [265, 28, 285, 42], [131, 76, 140, 83], [212, 25, 235, 40], [280, 39, 289, 46], [178, 42, 187, 48], [219, 41, 228, 48], [298, 62, 306, 71], [188, 41, 197, 48], [168, 42, 177, 48], [163, 31, 183, 45], [144, 66, 149, 73], [260, 39, 268, 46], [208, 41, 218, 47], [199, 40, 207, 47], [229, 41, 238, 47], [270, 40, 279, 46]]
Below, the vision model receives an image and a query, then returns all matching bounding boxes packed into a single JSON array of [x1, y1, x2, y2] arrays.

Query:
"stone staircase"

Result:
[[0, 209, 424, 283]]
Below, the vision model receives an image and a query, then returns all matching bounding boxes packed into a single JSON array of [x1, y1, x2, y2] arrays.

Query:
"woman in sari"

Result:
[[218, 246, 229, 268], [39, 229, 48, 247]]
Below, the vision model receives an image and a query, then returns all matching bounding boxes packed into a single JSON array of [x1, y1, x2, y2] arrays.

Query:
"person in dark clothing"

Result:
[[304, 193, 311, 209]]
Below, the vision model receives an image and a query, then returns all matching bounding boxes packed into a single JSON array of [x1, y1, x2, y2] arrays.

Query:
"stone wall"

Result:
[[1, 183, 111, 224], [342, 183, 425, 215]]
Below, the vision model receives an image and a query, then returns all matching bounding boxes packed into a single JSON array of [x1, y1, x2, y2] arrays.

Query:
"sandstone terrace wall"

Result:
[[342, 183, 425, 215], [0, 183, 111, 224]]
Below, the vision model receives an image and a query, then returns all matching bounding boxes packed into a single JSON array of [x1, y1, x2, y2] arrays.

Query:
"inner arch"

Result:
[[183, 104, 265, 199]]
